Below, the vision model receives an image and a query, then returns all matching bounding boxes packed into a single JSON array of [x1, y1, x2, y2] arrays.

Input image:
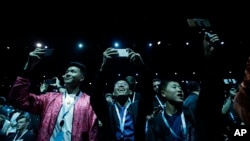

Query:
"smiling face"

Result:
[[161, 81, 184, 103], [63, 66, 84, 86], [113, 80, 132, 96]]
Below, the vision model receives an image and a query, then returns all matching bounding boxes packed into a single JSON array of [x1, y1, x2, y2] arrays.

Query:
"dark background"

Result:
[[0, 3, 249, 97]]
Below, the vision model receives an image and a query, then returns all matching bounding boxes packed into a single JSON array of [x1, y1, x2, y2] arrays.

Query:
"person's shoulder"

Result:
[[42, 92, 62, 96], [38, 92, 62, 101], [183, 96, 196, 106], [184, 93, 198, 101], [25, 130, 37, 140], [80, 92, 91, 100]]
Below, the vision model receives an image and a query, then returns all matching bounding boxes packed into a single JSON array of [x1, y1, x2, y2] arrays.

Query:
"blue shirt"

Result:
[[115, 103, 134, 141]]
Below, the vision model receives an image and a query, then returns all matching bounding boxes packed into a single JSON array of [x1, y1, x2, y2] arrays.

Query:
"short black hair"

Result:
[[16, 114, 31, 122], [125, 76, 136, 83], [186, 81, 200, 92], [125, 75, 137, 90], [67, 61, 86, 75], [113, 77, 130, 88], [159, 77, 181, 92], [152, 78, 161, 83]]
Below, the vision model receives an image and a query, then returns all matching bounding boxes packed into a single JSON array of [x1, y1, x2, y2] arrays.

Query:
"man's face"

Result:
[[161, 81, 184, 103], [153, 81, 161, 94], [16, 118, 29, 130], [63, 66, 84, 85], [113, 80, 131, 96]]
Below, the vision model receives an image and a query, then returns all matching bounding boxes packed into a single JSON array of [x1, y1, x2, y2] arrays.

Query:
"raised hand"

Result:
[[203, 32, 220, 57], [127, 48, 144, 66], [40, 80, 48, 93], [49, 77, 62, 88], [100, 48, 119, 71], [24, 47, 46, 71]]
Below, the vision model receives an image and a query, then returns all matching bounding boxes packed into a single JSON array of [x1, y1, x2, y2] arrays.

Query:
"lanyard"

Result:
[[155, 95, 164, 109], [132, 92, 135, 103], [60, 91, 82, 127], [229, 111, 236, 123], [161, 111, 187, 140], [13, 129, 28, 141], [129, 92, 136, 103], [114, 100, 131, 133]]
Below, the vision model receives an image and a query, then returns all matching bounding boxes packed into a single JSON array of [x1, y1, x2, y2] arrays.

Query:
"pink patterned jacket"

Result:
[[234, 57, 250, 125], [8, 76, 98, 141]]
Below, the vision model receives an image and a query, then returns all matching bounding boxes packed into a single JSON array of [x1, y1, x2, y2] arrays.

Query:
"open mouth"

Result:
[[117, 88, 126, 94], [177, 93, 184, 99], [64, 77, 72, 81]]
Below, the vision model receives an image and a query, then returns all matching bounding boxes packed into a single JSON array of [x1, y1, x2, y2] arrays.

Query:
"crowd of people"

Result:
[[0, 31, 249, 141]]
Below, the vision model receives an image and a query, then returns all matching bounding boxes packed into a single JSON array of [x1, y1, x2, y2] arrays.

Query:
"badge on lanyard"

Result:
[[55, 131, 64, 141]]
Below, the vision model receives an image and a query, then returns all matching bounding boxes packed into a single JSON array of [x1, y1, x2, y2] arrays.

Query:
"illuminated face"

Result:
[[113, 80, 131, 96], [16, 118, 29, 130], [63, 66, 84, 85], [153, 80, 161, 94], [161, 81, 184, 103]]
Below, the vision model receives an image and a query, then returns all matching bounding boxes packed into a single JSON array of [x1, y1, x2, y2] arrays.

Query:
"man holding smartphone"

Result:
[[8, 47, 98, 141], [91, 47, 153, 141]]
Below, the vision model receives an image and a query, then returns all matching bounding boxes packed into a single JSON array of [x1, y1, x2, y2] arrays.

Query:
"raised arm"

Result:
[[196, 32, 226, 140], [90, 48, 119, 122], [8, 47, 50, 114]]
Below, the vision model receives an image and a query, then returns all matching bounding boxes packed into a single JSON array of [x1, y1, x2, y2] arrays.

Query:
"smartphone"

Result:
[[115, 49, 129, 57], [44, 48, 54, 57], [45, 78, 56, 85], [187, 18, 211, 28]]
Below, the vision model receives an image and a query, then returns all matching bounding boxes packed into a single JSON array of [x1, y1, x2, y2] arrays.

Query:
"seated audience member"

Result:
[[5, 113, 36, 141], [0, 113, 10, 140]]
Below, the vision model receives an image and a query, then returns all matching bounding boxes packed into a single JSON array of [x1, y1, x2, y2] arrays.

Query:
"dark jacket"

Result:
[[91, 62, 154, 141]]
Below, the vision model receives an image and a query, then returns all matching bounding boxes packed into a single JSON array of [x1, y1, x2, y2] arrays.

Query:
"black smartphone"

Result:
[[44, 48, 54, 57], [187, 18, 216, 41], [187, 18, 211, 28], [45, 78, 56, 85]]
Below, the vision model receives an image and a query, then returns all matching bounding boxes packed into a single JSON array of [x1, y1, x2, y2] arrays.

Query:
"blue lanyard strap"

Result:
[[161, 111, 186, 140], [155, 95, 164, 109], [114, 100, 131, 133], [60, 91, 82, 127]]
